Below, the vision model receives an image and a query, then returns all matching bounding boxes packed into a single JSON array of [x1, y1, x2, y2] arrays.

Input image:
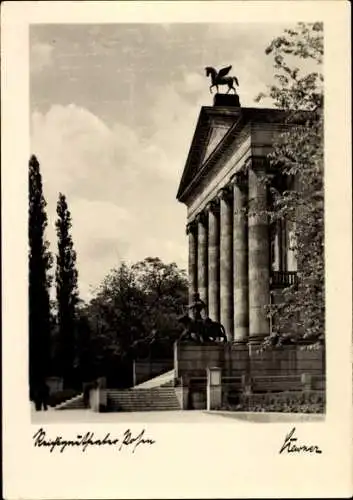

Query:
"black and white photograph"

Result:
[[2, 1, 352, 499], [28, 19, 328, 421]]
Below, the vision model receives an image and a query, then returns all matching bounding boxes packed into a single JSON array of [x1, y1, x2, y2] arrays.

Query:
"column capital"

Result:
[[218, 184, 233, 204], [205, 198, 220, 215], [186, 220, 197, 235], [230, 169, 248, 192], [195, 210, 207, 226]]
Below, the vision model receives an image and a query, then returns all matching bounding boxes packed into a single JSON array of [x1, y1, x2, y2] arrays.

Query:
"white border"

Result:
[[2, 2, 352, 498]]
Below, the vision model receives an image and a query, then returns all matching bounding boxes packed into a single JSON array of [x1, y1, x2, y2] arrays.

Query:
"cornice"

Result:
[[177, 107, 315, 204], [179, 114, 247, 203], [176, 106, 242, 201]]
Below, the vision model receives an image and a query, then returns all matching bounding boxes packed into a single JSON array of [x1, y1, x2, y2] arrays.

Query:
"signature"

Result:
[[279, 427, 322, 454], [33, 427, 155, 453]]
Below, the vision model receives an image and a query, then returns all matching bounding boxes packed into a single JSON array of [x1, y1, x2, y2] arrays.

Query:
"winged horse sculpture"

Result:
[[205, 65, 239, 94]]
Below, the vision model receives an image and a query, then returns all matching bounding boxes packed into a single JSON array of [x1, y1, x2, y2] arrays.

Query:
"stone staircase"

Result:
[[133, 369, 175, 389], [107, 386, 181, 412], [55, 393, 85, 410], [53, 370, 180, 412]]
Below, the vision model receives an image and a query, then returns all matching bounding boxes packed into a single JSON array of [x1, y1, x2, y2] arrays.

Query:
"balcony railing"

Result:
[[270, 271, 298, 288]]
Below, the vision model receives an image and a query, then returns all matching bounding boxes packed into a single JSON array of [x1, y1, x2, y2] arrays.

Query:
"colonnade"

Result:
[[186, 158, 271, 343]]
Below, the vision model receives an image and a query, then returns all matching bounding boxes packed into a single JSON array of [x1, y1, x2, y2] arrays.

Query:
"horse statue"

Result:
[[205, 65, 239, 94], [177, 313, 228, 343]]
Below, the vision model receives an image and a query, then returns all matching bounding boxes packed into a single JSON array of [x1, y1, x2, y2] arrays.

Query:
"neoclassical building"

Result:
[[177, 94, 298, 344]]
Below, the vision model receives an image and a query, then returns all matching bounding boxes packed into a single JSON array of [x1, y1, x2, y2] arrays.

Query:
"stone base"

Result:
[[232, 339, 249, 346], [213, 93, 241, 108], [248, 334, 267, 344]]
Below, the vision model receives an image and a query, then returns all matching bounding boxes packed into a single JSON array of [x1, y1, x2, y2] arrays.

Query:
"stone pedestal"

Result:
[[213, 93, 241, 107], [219, 187, 233, 340], [301, 373, 313, 392], [196, 212, 208, 308], [207, 200, 220, 322], [232, 171, 249, 343], [89, 386, 107, 412], [207, 366, 222, 410], [248, 158, 270, 343]]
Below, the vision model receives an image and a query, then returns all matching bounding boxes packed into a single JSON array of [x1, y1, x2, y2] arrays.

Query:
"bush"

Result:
[[222, 391, 325, 413]]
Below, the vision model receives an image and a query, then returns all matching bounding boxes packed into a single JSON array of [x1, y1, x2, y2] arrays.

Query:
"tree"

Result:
[[80, 258, 188, 387], [256, 22, 324, 347], [28, 155, 52, 398], [131, 257, 188, 354], [55, 193, 79, 387], [92, 262, 146, 356]]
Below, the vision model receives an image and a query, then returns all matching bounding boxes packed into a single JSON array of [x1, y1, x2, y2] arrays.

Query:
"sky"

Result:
[[30, 23, 293, 301]]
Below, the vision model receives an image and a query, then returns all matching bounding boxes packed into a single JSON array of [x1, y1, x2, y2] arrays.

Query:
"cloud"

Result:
[[31, 104, 140, 202], [31, 42, 54, 74], [31, 42, 290, 301], [68, 200, 132, 298], [176, 71, 205, 96], [31, 99, 189, 300], [31, 105, 142, 298], [29, 22, 322, 301]]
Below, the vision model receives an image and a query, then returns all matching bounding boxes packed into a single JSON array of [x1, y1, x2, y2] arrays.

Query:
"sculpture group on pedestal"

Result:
[[178, 292, 227, 344]]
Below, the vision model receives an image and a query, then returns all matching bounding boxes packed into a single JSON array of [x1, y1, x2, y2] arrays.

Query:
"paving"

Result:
[[31, 404, 325, 424]]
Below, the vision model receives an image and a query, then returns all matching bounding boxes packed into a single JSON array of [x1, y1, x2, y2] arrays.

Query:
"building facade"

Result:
[[177, 94, 298, 344]]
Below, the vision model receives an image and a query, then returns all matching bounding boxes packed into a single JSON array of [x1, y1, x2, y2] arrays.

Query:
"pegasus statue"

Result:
[[205, 65, 239, 94]]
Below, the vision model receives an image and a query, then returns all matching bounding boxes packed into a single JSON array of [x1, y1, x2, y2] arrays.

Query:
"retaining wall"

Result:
[[174, 342, 325, 380], [133, 358, 174, 386]]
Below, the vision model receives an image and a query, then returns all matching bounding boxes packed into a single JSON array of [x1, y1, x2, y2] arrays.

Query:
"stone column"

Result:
[[219, 186, 233, 341], [186, 220, 198, 305], [207, 199, 220, 322], [196, 211, 208, 310], [232, 170, 249, 343], [248, 157, 270, 343]]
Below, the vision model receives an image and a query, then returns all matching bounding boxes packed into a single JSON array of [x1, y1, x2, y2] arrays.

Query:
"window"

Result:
[[271, 219, 297, 272]]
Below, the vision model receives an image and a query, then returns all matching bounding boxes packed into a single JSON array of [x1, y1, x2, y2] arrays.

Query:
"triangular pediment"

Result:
[[177, 106, 241, 201], [202, 118, 234, 163]]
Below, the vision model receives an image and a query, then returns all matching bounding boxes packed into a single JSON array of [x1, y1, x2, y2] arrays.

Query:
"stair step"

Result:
[[55, 393, 84, 410], [106, 385, 181, 412]]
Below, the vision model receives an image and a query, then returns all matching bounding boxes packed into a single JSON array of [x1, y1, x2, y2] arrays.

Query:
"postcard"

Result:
[[2, 1, 352, 498]]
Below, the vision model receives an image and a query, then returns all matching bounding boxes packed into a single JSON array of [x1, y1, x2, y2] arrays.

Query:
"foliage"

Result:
[[256, 22, 324, 348], [55, 193, 79, 387], [28, 155, 52, 397], [131, 257, 188, 351], [256, 22, 323, 110], [224, 391, 325, 414], [77, 258, 188, 387]]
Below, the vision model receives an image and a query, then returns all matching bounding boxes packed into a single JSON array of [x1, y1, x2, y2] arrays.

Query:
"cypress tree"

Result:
[[55, 193, 79, 388], [28, 155, 52, 399]]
